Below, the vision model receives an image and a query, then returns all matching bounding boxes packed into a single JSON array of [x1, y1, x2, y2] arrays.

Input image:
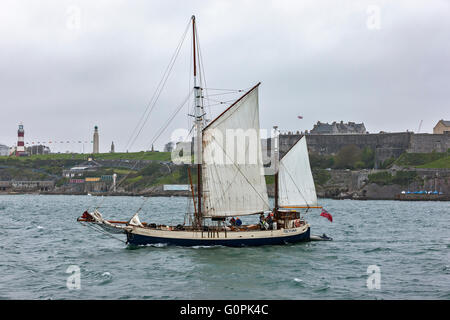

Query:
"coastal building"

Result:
[[433, 120, 450, 134], [62, 159, 102, 178], [110, 141, 115, 153], [310, 121, 367, 135], [93, 126, 99, 154], [26, 145, 50, 155], [0, 180, 54, 192], [0, 144, 9, 156]]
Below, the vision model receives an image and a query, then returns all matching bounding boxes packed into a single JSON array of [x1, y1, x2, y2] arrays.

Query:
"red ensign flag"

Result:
[[320, 209, 333, 222]]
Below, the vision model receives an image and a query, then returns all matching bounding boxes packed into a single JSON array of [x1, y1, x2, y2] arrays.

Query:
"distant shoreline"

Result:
[[1, 191, 448, 201]]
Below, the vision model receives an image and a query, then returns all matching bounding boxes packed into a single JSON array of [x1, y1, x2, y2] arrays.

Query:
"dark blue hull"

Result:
[[126, 227, 311, 247]]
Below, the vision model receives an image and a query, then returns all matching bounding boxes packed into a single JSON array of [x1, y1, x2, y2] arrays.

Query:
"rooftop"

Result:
[[310, 121, 367, 134], [436, 120, 450, 127]]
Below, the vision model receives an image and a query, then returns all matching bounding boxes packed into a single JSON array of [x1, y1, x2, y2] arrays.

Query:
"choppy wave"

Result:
[[0, 195, 448, 299]]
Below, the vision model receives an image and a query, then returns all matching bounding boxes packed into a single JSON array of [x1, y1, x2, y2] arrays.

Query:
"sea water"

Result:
[[0, 194, 449, 299]]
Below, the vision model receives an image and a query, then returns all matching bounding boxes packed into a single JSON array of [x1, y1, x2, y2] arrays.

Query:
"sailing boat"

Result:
[[77, 16, 326, 247]]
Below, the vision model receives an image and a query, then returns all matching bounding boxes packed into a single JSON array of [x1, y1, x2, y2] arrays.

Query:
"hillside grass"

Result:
[[395, 152, 449, 168], [368, 171, 418, 186], [415, 155, 450, 169]]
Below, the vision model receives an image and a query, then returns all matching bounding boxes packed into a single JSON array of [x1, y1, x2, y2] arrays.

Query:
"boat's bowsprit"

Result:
[[77, 210, 128, 234]]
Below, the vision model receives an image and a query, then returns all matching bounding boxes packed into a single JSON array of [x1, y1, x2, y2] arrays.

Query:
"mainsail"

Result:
[[278, 136, 318, 207], [201, 84, 270, 217]]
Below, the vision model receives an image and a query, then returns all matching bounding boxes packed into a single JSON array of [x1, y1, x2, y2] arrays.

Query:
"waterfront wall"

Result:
[[408, 134, 450, 153], [0, 180, 54, 192], [278, 132, 450, 168], [314, 168, 450, 200]]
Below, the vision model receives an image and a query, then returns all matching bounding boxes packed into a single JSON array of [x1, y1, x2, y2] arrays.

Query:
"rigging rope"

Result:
[[204, 88, 245, 91], [195, 26, 212, 122], [87, 18, 255, 220], [89, 18, 193, 213], [80, 222, 127, 244], [125, 18, 191, 152]]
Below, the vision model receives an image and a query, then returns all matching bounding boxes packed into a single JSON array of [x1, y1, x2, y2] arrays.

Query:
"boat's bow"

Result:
[[77, 210, 130, 234]]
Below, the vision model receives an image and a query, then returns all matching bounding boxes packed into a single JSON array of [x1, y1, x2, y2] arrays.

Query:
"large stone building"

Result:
[[26, 144, 50, 155], [277, 131, 450, 169], [433, 120, 450, 134], [310, 121, 367, 135]]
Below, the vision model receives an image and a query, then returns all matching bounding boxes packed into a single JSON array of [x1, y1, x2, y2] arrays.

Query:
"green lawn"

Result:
[[113, 168, 137, 175], [416, 155, 450, 169], [395, 152, 449, 167]]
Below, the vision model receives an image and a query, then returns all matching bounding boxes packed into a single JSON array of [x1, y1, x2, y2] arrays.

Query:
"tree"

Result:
[[309, 152, 334, 169], [164, 141, 174, 152], [361, 147, 375, 168], [140, 162, 161, 176], [334, 145, 362, 169]]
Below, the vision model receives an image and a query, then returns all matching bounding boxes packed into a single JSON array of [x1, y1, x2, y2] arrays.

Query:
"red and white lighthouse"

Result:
[[16, 123, 26, 156]]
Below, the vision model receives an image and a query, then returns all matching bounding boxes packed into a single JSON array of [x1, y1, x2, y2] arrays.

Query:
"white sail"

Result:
[[202, 84, 270, 217], [278, 136, 318, 207]]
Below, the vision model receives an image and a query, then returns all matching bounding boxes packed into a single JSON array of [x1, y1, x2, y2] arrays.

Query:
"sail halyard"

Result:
[[201, 83, 270, 218]]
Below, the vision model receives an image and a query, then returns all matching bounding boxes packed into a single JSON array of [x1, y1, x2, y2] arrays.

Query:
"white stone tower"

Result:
[[93, 126, 99, 154]]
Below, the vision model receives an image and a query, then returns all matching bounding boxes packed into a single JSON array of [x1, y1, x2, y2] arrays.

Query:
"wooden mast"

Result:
[[192, 15, 202, 229], [187, 167, 197, 216], [274, 126, 280, 221], [274, 172, 279, 218]]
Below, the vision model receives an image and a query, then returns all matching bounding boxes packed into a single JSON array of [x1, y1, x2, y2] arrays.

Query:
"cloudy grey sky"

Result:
[[1, 0, 449, 153]]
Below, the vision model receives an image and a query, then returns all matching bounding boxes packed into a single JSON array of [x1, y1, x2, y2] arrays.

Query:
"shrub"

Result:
[[368, 171, 393, 185], [334, 145, 361, 169], [313, 169, 331, 185], [140, 162, 161, 176], [309, 152, 335, 169], [392, 171, 417, 185]]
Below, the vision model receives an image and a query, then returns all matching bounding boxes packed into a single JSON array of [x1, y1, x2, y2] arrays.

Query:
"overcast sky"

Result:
[[1, 0, 449, 153]]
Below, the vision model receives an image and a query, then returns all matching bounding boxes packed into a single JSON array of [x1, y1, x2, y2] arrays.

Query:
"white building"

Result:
[[0, 144, 9, 156]]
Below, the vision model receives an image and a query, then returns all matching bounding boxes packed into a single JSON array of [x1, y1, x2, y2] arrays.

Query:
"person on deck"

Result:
[[235, 217, 242, 227], [229, 217, 236, 227], [259, 213, 268, 230], [266, 212, 274, 230]]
